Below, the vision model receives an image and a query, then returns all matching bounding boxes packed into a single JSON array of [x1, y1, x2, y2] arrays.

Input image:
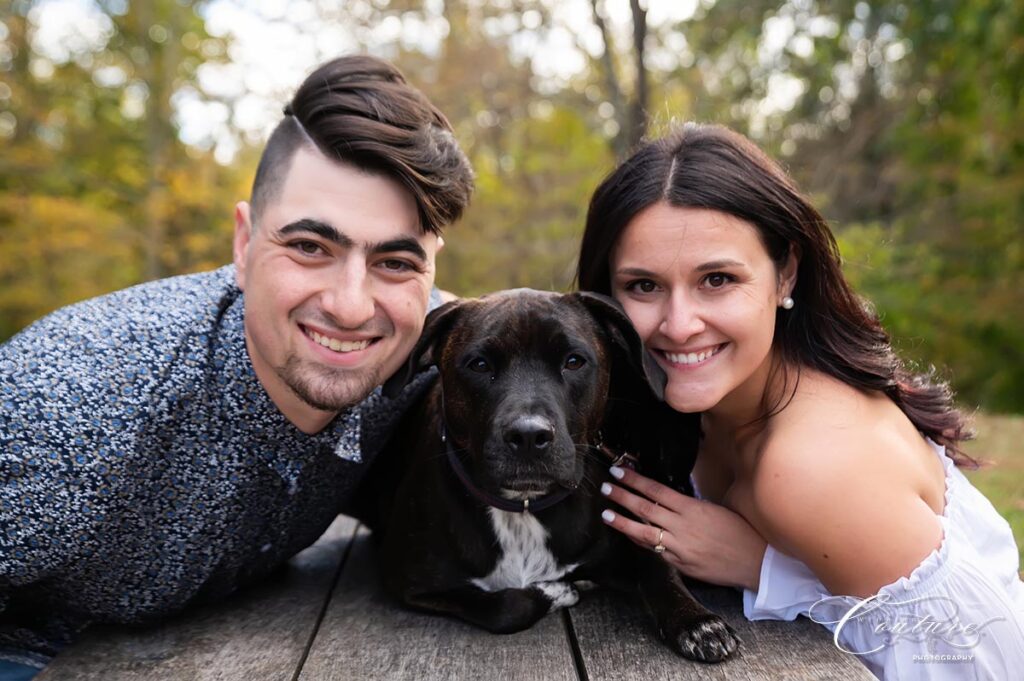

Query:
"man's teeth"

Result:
[[665, 346, 722, 365], [308, 330, 370, 353]]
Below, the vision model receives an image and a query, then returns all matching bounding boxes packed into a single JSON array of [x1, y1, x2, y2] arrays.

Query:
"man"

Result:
[[0, 55, 474, 676]]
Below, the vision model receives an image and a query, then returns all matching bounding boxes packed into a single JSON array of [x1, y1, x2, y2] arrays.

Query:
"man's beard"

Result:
[[276, 354, 383, 412]]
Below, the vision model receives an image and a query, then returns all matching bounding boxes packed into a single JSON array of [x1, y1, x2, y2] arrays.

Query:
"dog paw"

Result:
[[665, 615, 741, 663], [534, 581, 580, 612]]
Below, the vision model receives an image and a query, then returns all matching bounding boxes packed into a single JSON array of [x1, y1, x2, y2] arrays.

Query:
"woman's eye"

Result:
[[563, 354, 586, 371], [628, 279, 658, 293], [704, 273, 731, 288], [468, 358, 491, 374]]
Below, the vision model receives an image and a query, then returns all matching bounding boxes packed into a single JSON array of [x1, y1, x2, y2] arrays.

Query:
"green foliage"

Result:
[[838, 222, 1024, 412], [962, 413, 1024, 574], [438, 105, 613, 295], [0, 0, 243, 339], [1, 0, 1021, 414]]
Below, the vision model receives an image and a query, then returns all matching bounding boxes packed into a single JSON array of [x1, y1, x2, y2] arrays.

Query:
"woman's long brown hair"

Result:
[[576, 123, 975, 465]]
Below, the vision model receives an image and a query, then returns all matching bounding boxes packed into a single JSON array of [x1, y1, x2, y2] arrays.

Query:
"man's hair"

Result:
[[249, 55, 474, 235]]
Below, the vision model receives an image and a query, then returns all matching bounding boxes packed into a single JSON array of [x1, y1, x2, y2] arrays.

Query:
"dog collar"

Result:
[[441, 427, 574, 514]]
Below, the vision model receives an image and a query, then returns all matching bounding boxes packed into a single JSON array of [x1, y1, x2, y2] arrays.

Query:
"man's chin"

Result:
[[278, 363, 383, 412]]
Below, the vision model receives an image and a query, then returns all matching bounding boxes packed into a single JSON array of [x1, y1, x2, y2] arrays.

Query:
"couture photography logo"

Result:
[[807, 593, 1005, 662]]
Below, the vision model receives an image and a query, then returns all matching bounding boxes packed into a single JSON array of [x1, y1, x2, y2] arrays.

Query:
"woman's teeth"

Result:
[[664, 345, 722, 365]]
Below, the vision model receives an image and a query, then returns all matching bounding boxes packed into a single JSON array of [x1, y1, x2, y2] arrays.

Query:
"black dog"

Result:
[[356, 289, 740, 662]]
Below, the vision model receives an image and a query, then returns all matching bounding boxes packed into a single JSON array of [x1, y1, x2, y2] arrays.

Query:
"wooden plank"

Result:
[[298, 528, 578, 681], [37, 515, 359, 681], [569, 584, 875, 680]]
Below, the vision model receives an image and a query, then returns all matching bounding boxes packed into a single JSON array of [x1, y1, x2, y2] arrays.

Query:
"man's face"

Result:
[[233, 145, 440, 433]]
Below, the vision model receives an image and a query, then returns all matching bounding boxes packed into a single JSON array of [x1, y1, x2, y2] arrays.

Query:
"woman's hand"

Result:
[[600, 465, 768, 592]]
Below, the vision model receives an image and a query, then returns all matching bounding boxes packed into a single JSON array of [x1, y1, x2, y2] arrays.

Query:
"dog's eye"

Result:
[[563, 354, 586, 371], [467, 358, 492, 374]]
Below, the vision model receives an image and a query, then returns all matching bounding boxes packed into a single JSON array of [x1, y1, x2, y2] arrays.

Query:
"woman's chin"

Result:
[[664, 389, 718, 414]]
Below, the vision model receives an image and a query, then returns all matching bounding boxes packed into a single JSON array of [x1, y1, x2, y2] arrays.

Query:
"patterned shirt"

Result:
[[0, 265, 432, 665]]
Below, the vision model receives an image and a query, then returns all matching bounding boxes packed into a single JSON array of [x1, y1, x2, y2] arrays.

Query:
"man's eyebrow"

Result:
[[276, 220, 427, 261], [276, 219, 354, 248], [368, 237, 427, 262]]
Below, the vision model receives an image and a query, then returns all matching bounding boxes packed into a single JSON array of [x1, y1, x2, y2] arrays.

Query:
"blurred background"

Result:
[[1, 0, 1021, 554]]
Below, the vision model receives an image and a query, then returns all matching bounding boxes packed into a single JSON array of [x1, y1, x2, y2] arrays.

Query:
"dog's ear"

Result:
[[570, 291, 666, 401], [382, 299, 465, 399], [571, 291, 700, 489]]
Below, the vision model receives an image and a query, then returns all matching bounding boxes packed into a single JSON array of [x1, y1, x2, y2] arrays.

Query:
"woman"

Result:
[[577, 122, 1024, 679]]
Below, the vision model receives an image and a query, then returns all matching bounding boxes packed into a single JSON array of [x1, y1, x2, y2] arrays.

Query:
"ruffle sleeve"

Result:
[[740, 438, 1024, 679]]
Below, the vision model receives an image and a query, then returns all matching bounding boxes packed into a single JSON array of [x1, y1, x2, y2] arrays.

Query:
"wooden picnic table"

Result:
[[36, 516, 874, 680]]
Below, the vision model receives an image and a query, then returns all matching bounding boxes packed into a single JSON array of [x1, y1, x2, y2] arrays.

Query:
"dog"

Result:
[[355, 289, 740, 662]]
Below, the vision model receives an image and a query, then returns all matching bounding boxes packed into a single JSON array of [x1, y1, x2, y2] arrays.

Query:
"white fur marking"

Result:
[[470, 508, 578, 592], [536, 581, 580, 612]]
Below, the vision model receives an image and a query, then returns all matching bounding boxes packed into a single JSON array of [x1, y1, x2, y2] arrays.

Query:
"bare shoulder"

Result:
[[753, 372, 889, 483], [746, 370, 944, 597]]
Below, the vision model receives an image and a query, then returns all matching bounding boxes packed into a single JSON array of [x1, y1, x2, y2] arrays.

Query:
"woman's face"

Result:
[[610, 203, 796, 418]]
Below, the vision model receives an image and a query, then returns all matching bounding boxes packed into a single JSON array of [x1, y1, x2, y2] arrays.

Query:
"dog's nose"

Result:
[[503, 417, 555, 455]]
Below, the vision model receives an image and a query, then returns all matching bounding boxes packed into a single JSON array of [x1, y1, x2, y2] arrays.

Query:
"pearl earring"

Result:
[[781, 296, 795, 310]]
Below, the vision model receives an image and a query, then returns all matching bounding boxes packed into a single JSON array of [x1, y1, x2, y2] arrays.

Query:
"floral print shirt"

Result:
[[0, 265, 430, 664]]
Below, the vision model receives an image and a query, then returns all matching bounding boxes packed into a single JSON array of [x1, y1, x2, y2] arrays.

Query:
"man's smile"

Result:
[[300, 324, 381, 355]]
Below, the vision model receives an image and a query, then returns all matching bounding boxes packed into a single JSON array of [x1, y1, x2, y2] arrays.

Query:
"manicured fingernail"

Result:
[[600, 482, 612, 496], [609, 466, 625, 480], [601, 509, 616, 523]]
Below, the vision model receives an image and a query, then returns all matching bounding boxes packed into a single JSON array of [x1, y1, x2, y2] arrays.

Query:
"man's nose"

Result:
[[320, 264, 375, 329], [659, 291, 705, 340]]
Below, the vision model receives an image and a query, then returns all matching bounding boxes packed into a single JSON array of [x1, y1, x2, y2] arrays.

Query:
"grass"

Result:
[[959, 412, 1024, 576]]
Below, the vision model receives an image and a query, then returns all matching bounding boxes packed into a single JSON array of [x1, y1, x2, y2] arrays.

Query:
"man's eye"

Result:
[[381, 259, 413, 272], [292, 241, 321, 255]]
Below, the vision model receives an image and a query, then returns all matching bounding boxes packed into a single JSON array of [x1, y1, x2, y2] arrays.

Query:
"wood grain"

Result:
[[568, 583, 875, 680], [297, 528, 578, 681], [36, 515, 359, 681]]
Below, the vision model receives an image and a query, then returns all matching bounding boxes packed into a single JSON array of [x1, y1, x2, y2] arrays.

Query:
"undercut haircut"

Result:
[[249, 55, 474, 235]]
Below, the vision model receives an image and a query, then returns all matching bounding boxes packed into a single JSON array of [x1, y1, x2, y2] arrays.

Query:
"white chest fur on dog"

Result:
[[471, 507, 578, 592]]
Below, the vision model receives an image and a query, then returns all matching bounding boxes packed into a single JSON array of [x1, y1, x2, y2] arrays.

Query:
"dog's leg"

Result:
[[637, 553, 741, 662], [403, 581, 579, 634]]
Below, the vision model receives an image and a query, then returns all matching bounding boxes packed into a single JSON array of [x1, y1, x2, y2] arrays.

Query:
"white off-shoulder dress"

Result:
[[738, 440, 1024, 680]]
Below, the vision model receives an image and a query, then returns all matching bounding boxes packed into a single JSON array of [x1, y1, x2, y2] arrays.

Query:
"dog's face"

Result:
[[385, 290, 666, 498]]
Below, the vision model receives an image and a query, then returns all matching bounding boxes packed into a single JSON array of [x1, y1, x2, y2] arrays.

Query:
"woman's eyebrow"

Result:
[[695, 259, 745, 272], [615, 266, 659, 277], [615, 259, 746, 277]]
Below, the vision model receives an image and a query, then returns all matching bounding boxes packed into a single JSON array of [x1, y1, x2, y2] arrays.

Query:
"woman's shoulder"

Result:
[[759, 369, 925, 469], [745, 369, 946, 597]]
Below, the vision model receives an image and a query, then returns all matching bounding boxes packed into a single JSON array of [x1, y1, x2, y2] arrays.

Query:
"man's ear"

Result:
[[382, 299, 466, 399], [233, 202, 253, 291], [569, 291, 666, 401]]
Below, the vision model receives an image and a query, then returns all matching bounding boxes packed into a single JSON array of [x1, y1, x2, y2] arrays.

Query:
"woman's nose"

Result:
[[658, 292, 705, 341]]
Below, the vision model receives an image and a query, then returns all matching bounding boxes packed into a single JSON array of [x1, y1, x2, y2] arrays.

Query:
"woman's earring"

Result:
[[781, 296, 795, 310]]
